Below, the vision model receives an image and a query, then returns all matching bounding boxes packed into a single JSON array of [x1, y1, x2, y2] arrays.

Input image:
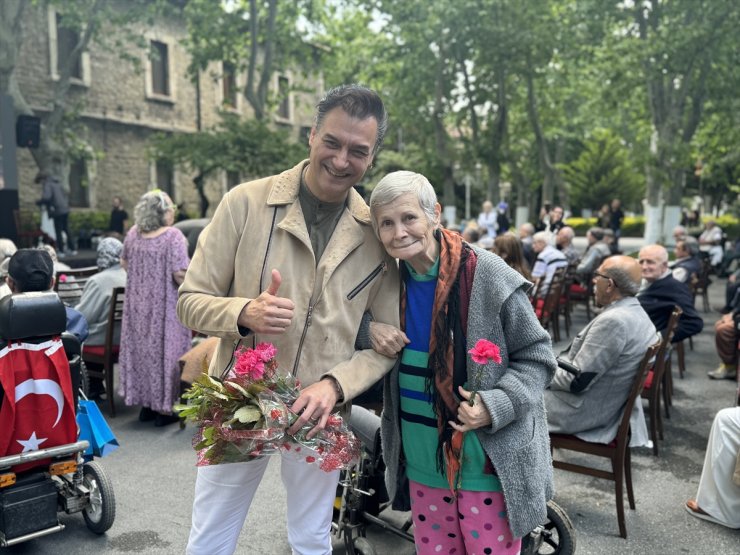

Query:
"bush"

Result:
[[69, 211, 110, 236], [563, 216, 645, 237], [709, 214, 740, 240]]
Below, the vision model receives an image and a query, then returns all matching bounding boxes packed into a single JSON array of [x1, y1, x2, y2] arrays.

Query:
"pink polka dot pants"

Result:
[[409, 480, 521, 555]]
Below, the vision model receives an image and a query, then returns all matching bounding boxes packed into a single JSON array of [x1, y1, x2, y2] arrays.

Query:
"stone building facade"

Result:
[[14, 3, 323, 219]]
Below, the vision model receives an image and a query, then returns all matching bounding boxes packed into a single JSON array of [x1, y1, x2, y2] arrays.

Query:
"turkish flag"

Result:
[[0, 338, 77, 472]]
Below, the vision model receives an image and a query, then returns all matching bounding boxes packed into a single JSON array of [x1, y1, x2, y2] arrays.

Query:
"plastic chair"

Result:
[[82, 287, 124, 417], [54, 266, 99, 307], [550, 342, 660, 539], [640, 306, 682, 456]]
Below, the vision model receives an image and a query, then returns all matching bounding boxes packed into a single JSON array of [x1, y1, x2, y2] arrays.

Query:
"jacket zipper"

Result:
[[346, 262, 386, 300], [292, 303, 315, 374]]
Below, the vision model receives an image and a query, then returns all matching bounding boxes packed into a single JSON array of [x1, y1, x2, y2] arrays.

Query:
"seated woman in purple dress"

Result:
[[119, 190, 191, 426]]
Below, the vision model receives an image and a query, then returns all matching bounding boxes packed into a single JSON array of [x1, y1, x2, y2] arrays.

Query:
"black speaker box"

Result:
[[16, 115, 41, 148]]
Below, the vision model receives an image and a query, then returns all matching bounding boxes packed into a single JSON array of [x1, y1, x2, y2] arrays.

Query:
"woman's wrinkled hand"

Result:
[[449, 386, 492, 432], [368, 322, 410, 358]]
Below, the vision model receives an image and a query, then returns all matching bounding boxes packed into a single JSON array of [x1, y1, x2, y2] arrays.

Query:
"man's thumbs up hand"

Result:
[[238, 269, 295, 334], [266, 268, 282, 296]]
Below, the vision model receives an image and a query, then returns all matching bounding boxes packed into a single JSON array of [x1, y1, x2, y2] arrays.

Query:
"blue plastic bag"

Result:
[[77, 399, 119, 459]]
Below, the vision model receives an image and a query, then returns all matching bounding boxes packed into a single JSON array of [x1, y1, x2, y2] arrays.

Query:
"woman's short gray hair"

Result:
[[369, 171, 439, 235], [134, 190, 173, 232]]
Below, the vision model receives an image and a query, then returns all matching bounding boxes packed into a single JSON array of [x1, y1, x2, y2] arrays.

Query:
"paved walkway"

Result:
[[15, 256, 737, 554]]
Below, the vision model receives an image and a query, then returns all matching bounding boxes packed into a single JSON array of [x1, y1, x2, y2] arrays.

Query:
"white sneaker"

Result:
[[707, 364, 737, 380]]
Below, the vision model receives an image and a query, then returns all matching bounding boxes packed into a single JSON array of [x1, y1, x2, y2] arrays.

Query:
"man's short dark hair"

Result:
[[314, 84, 388, 155], [8, 249, 54, 292]]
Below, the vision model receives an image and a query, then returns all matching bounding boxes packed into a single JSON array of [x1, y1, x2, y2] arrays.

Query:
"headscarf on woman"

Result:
[[96, 237, 123, 270]]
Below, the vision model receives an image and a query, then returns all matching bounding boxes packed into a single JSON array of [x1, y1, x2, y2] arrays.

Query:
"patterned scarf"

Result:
[[400, 228, 477, 473]]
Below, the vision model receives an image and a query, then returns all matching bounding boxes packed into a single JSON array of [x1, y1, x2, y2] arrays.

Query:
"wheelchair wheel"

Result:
[[82, 461, 116, 534], [538, 501, 576, 555], [351, 537, 377, 555]]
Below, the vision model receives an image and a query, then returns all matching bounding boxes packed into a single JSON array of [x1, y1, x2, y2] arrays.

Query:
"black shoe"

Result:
[[139, 407, 156, 422], [154, 413, 181, 427]]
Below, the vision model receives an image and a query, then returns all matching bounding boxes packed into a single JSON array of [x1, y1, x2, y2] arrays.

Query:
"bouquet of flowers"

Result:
[[175, 343, 361, 472]]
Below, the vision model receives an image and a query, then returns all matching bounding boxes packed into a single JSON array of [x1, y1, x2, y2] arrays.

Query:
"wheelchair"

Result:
[[0, 292, 115, 547], [333, 405, 576, 555]]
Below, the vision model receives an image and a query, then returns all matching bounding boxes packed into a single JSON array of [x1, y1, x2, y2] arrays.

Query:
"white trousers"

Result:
[[696, 407, 740, 528], [186, 453, 340, 555]]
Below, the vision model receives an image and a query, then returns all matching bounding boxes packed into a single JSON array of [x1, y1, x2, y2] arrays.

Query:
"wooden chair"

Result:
[[533, 266, 567, 342], [640, 306, 682, 456], [558, 264, 578, 338], [82, 286, 124, 416], [690, 258, 711, 313], [550, 342, 660, 539], [54, 266, 99, 307], [568, 270, 595, 321]]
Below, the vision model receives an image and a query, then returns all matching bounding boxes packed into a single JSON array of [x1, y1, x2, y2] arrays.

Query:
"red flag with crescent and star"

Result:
[[0, 338, 77, 472]]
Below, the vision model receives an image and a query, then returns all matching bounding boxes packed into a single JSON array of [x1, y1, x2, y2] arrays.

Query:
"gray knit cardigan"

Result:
[[380, 247, 557, 538]]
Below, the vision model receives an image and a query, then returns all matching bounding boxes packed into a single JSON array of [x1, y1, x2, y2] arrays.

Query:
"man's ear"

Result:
[[6, 276, 17, 293], [50, 276, 56, 290]]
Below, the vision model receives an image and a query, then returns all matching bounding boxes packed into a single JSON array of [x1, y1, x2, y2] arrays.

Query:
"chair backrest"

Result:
[[539, 266, 567, 325], [103, 287, 125, 356], [650, 305, 682, 380], [615, 342, 661, 445], [55, 266, 99, 307]]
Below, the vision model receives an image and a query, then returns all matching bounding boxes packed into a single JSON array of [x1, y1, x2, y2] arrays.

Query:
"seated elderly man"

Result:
[[575, 227, 611, 283], [556, 226, 580, 266], [546, 256, 660, 442], [699, 219, 724, 268], [531, 231, 568, 296], [670, 237, 702, 284], [638, 244, 704, 343], [5, 249, 88, 343]]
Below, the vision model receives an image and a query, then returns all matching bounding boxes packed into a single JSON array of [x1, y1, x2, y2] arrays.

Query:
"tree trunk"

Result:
[[524, 64, 557, 208], [194, 173, 210, 217], [433, 51, 455, 225]]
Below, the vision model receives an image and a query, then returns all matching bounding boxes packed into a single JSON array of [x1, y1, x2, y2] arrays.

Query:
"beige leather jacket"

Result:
[[177, 161, 400, 401]]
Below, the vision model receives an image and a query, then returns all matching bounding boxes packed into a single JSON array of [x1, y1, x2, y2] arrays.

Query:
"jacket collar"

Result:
[[266, 160, 372, 225]]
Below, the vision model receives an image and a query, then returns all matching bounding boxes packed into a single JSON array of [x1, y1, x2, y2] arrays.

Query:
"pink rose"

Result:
[[468, 339, 502, 365]]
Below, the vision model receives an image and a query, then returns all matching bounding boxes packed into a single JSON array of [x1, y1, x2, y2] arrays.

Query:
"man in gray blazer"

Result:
[[546, 255, 660, 444]]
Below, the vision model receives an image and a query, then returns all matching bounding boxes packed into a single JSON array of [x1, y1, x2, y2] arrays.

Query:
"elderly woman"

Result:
[[75, 237, 127, 398], [76, 237, 127, 347], [366, 171, 556, 554], [119, 190, 191, 426]]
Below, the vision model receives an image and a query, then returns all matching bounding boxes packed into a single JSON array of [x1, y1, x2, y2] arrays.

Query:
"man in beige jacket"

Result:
[[178, 85, 400, 555]]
